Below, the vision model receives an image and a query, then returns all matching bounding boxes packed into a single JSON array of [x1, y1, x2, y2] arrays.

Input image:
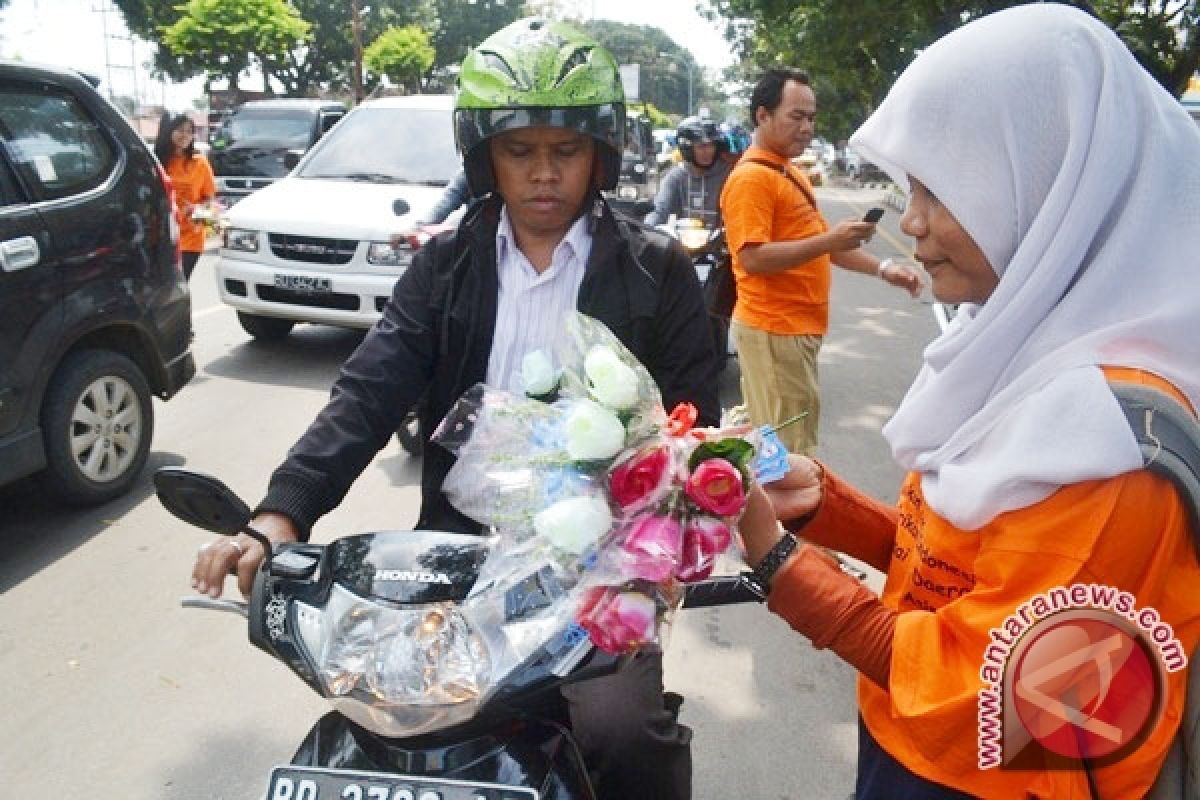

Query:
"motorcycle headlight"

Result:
[[294, 584, 491, 737], [678, 226, 710, 251], [223, 227, 260, 253], [366, 240, 414, 267]]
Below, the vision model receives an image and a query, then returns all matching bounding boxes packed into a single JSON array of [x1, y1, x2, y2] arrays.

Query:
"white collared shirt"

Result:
[[486, 208, 593, 392]]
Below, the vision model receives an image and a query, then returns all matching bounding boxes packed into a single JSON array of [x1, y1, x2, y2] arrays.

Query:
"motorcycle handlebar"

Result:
[[681, 571, 766, 608]]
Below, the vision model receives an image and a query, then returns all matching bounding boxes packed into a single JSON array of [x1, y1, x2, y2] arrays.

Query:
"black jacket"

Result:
[[259, 194, 720, 538]]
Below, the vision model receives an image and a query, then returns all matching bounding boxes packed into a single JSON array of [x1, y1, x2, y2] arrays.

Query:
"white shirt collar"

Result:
[[495, 207, 593, 278]]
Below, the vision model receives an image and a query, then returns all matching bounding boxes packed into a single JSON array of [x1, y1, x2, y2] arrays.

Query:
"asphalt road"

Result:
[[0, 186, 938, 799]]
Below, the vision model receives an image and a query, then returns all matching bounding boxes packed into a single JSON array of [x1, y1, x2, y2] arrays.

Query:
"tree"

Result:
[[702, 0, 1200, 143], [581, 19, 707, 118], [364, 25, 436, 92], [161, 0, 311, 92], [430, 0, 524, 72]]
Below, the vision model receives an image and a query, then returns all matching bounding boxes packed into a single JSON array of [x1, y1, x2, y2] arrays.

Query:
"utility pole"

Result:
[[351, 0, 364, 105]]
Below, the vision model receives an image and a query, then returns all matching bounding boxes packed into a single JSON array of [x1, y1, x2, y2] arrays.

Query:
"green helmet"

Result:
[[455, 17, 626, 195]]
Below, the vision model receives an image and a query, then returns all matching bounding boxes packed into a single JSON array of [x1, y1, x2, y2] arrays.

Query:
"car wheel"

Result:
[[41, 349, 154, 505], [395, 411, 423, 457], [238, 312, 295, 340]]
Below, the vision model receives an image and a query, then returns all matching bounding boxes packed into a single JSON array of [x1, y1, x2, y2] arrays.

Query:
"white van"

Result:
[[215, 95, 461, 340]]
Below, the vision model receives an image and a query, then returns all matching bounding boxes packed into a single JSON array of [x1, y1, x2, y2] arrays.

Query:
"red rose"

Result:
[[619, 513, 684, 582], [676, 516, 733, 583], [608, 445, 671, 509], [685, 458, 746, 516], [577, 587, 657, 655]]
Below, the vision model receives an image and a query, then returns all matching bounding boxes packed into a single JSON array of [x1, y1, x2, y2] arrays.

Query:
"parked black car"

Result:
[[208, 98, 345, 204], [0, 60, 195, 505]]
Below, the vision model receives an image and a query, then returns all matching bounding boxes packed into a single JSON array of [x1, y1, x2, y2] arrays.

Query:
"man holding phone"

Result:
[[721, 68, 923, 455]]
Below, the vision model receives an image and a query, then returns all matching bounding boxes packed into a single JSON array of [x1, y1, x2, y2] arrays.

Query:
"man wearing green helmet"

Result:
[[190, 17, 716, 800]]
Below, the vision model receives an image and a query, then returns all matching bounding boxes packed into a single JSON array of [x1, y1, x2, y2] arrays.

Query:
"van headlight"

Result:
[[223, 227, 260, 253], [367, 241, 414, 267], [293, 584, 491, 737]]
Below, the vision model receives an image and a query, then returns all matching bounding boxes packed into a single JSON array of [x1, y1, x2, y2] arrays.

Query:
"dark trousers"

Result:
[[561, 650, 692, 800], [182, 250, 201, 281], [856, 716, 976, 799]]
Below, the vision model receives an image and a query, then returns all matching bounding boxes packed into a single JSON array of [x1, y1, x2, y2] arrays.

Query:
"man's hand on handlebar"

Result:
[[191, 512, 299, 599]]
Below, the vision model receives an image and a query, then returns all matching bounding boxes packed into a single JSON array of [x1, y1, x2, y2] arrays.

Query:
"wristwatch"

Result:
[[753, 532, 800, 591]]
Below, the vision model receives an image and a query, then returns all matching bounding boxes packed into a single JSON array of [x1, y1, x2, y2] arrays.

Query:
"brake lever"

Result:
[[181, 596, 249, 618]]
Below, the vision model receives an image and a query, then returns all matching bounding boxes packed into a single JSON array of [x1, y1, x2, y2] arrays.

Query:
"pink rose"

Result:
[[577, 587, 658, 655], [685, 458, 746, 517], [619, 513, 684, 582], [608, 446, 671, 509], [676, 516, 733, 583]]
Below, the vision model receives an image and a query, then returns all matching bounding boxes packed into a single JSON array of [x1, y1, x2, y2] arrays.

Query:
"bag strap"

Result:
[[738, 156, 817, 209], [1113, 381, 1200, 800], [1110, 382, 1200, 558]]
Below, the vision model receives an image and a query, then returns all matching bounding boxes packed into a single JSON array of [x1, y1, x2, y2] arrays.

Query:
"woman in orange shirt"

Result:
[[154, 113, 215, 281], [738, 6, 1200, 799]]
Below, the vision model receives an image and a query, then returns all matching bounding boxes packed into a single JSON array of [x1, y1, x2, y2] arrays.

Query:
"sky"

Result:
[[0, 0, 737, 111]]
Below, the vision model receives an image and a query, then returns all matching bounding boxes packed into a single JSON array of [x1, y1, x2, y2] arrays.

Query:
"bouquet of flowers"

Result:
[[433, 312, 787, 672]]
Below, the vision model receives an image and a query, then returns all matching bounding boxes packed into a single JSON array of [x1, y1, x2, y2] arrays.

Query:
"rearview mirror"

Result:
[[153, 467, 251, 536], [392, 197, 411, 216]]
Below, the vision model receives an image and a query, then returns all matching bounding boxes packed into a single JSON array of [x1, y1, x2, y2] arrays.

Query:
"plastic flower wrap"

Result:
[[432, 312, 771, 678]]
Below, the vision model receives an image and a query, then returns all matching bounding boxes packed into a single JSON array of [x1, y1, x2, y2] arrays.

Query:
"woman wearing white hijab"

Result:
[[739, 4, 1200, 798]]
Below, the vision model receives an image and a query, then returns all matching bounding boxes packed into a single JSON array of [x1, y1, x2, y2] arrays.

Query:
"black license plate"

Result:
[[265, 765, 538, 800], [274, 274, 332, 293]]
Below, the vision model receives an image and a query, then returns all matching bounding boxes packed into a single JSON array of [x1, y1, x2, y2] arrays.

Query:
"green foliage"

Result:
[[581, 18, 707, 118], [364, 25, 436, 91], [703, 0, 1200, 143], [161, 0, 310, 91], [630, 101, 672, 129], [430, 0, 524, 74]]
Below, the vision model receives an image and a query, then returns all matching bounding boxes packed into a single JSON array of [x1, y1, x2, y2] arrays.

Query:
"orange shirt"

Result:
[[719, 145, 831, 336], [165, 153, 215, 254], [778, 368, 1200, 799]]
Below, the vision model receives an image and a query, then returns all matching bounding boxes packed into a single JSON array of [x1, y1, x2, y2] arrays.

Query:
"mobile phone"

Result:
[[863, 207, 885, 223]]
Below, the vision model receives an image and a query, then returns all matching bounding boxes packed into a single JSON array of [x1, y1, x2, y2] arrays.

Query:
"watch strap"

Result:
[[754, 532, 799, 590]]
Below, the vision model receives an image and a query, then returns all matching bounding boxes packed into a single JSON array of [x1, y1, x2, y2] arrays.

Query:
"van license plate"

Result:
[[274, 274, 331, 293]]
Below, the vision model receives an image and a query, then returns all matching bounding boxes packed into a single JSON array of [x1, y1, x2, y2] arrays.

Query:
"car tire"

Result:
[[40, 349, 154, 506], [238, 312, 295, 340]]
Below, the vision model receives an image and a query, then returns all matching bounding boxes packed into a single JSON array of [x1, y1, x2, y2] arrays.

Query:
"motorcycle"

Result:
[[156, 467, 765, 800], [661, 217, 735, 370]]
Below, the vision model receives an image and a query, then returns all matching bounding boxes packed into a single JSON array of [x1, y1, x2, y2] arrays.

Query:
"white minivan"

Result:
[[215, 94, 461, 339]]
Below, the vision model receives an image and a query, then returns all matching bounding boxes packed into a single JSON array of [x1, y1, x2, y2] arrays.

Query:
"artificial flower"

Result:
[[619, 513, 684, 582], [521, 350, 559, 399], [686, 458, 746, 516], [608, 445, 672, 509], [564, 399, 626, 461], [676, 516, 733, 583], [577, 587, 657, 654], [533, 495, 613, 554], [584, 346, 641, 410]]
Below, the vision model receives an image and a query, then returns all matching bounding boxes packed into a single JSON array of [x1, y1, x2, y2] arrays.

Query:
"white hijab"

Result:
[[849, 4, 1200, 530]]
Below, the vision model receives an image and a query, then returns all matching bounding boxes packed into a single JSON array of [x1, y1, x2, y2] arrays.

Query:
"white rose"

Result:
[[564, 399, 626, 461], [584, 346, 641, 410], [521, 350, 558, 397], [533, 495, 613, 553]]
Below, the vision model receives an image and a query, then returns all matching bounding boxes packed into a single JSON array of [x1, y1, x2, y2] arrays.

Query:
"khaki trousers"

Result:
[[731, 319, 822, 455]]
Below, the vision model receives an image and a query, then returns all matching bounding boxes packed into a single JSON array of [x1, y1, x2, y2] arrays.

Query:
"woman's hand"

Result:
[[191, 512, 299, 599], [762, 454, 824, 524]]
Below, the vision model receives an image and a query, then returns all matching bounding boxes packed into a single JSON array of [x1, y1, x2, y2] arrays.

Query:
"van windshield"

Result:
[[225, 110, 313, 148], [297, 106, 459, 186]]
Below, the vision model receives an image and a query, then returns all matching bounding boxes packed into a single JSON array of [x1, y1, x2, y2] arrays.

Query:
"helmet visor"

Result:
[[455, 104, 624, 157]]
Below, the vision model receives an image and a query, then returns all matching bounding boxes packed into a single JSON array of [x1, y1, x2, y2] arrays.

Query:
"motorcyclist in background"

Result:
[[644, 116, 732, 227]]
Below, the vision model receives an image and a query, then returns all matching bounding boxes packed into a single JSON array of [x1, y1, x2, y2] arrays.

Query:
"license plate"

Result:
[[695, 264, 711, 283], [265, 765, 538, 800], [274, 274, 332, 293]]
